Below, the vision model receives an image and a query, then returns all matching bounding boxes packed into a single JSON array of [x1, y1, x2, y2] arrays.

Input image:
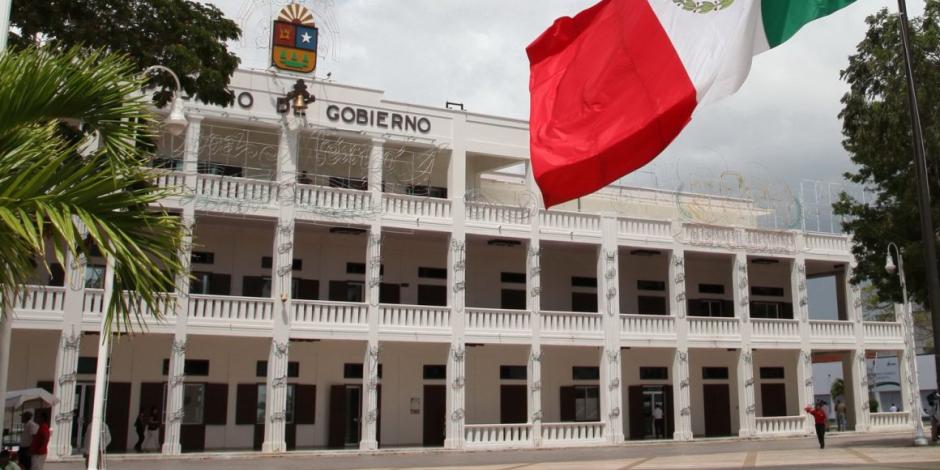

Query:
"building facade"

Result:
[[4, 69, 918, 456]]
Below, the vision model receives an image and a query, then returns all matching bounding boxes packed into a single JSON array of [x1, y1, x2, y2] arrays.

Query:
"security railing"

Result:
[[295, 184, 373, 215], [539, 210, 600, 233], [809, 320, 854, 341], [466, 202, 532, 225], [868, 411, 911, 430], [540, 311, 604, 336], [618, 217, 672, 239], [863, 321, 903, 342], [751, 319, 800, 340]]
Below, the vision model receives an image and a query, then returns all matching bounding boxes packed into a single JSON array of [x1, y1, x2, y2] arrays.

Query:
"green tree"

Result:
[[0, 47, 185, 333], [8, 0, 241, 106], [831, 378, 845, 401], [834, 1, 940, 330]]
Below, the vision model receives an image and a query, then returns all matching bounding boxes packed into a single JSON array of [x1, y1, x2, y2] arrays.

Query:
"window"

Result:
[[702, 367, 729, 380], [574, 386, 600, 422], [572, 366, 600, 381], [751, 286, 785, 297], [162, 359, 210, 377], [182, 384, 205, 425], [48, 263, 65, 287], [688, 299, 733, 318], [499, 365, 527, 380], [638, 296, 667, 316], [191, 252, 215, 265], [698, 284, 726, 294], [328, 176, 367, 191], [637, 280, 666, 291], [198, 162, 243, 177], [343, 363, 382, 379], [329, 281, 364, 302], [760, 367, 785, 380], [261, 257, 302, 270], [418, 267, 447, 279], [639, 367, 669, 380], [571, 277, 598, 288], [77, 357, 98, 374], [501, 272, 526, 284], [406, 185, 447, 199], [751, 302, 781, 319], [501, 289, 526, 310], [423, 365, 447, 380], [417, 285, 447, 306], [190, 272, 231, 296], [257, 384, 296, 424], [84, 265, 106, 289], [571, 292, 598, 313], [256, 361, 300, 378]]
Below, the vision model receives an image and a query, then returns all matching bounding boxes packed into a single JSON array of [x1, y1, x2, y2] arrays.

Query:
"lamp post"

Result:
[[144, 65, 188, 136], [885, 243, 929, 446]]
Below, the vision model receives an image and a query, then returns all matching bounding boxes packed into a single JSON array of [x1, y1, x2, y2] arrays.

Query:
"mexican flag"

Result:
[[528, 0, 857, 207]]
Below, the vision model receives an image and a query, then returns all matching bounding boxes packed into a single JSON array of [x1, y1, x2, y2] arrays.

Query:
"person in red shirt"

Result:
[[28, 413, 50, 470], [805, 402, 828, 449]]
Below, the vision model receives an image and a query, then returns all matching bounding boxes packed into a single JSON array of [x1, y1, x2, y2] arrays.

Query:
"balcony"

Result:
[[291, 300, 368, 339], [618, 217, 672, 241], [863, 321, 904, 344], [754, 416, 806, 436], [194, 174, 279, 209], [688, 317, 741, 341], [464, 424, 531, 448], [294, 184, 374, 219], [379, 304, 451, 339], [809, 320, 855, 344], [465, 308, 531, 343], [540, 311, 604, 343], [620, 314, 676, 344], [539, 210, 601, 240], [187, 295, 274, 334], [751, 319, 800, 344], [804, 233, 850, 254], [11, 286, 65, 325], [383, 193, 451, 220]]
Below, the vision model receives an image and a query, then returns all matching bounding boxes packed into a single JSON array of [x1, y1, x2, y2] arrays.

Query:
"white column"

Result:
[[733, 252, 755, 437], [263, 123, 299, 453], [669, 245, 692, 441], [162, 115, 201, 456], [791, 256, 814, 433], [845, 264, 869, 431], [526, 237, 543, 446], [86, 256, 115, 470], [897, 303, 928, 442], [444, 234, 467, 449], [598, 215, 623, 442], [0, 0, 11, 53], [0, 290, 11, 447]]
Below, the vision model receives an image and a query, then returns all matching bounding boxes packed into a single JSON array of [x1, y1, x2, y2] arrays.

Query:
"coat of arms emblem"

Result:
[[272, 3, 318, 73]]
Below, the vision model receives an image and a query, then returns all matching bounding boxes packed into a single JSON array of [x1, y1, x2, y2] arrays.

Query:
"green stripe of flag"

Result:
[[761, 0, 857, 48]]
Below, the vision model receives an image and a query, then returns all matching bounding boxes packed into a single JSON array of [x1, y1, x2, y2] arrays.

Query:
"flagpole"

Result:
[[0, 0, 10, 52], [896, 0, 940, 419]]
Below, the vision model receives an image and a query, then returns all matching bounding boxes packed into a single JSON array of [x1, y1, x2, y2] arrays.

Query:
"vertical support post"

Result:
[[791, 256, 814, 433], [796, 350, 814, 433], [598, 215, 623, 442], [360, 338, 380, 450], [669, 245, 692, 441], [263, 123, 298, 453], [733, 252, 755, 437], [845, 264, 870, 431], [86, 256, 115, 470], [360, 137, 385, 451], [897, 302, 928, 442], [0, 290, 11, 450], [49, 244, 87, 458], [0, 0, 11, 53], [444, 233, 467, 449], [526, 236, 542, 446], [162, 115, 200, 456]]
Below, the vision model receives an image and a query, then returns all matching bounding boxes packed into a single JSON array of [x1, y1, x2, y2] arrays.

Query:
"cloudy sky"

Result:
[[205, 0, 924, 219]]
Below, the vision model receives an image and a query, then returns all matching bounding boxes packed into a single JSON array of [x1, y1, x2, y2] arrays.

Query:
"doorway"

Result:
[[628, 385, 673, 440], [760, 383, 788, 417], [703, 384, 732, 437], [328, 384, 381, 449], [423, 385, 446, 446], [344, 386, 362, 446], [73, 382, 130, 452], [499, 385, 527, 423]]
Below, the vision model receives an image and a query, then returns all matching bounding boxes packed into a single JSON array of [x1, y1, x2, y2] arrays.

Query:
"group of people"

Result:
[[8, 411, 50, 470], [133, 407, 162, 453]]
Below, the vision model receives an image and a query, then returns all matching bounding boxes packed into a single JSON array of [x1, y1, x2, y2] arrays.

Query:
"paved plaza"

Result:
[[45, 433, 940, 470]]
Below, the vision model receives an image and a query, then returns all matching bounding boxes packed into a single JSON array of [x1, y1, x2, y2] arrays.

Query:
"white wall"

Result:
[[541, 245, 597, 312], [619, 251, 669, 314], [620, 348, 675, 437], [753, 350, 800, 417], [464, 345, 529, 424], [689, 348, 740, 437], [466, 240, 526, 309], [541, 346, 601, 423]]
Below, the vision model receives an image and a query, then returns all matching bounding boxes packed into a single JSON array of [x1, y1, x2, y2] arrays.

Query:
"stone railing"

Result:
[[466, 202, 532, 226], [751, 319, 800, 340], [868, 411, 911, 430], [383, 193, 451, 219], [540, 311, 604, 336], [380, 304, 450, 330], [540, 422, 606, 443], [187, 295, 274, 325], [466, 308, 530, 332], [540, 210, 600, 233], [292, 300, 368, 326], [863, 321, 903, 343], [618, 217, 672, 239], [809, 320, 855, 341], [744, 229, 797, 253], [688, 317, 741, 338], [683, 224, 739, 248], [620, 314, 675, 337], [464, 424, 531, 447], [804, 233, 850, 253], [295, 184, 373, 215], [755, 416, 806, 436], [14, 285, 66, 315], [83, 289, 106, 319], [153, 170, 186, 189], [194, 174, 278, 207]]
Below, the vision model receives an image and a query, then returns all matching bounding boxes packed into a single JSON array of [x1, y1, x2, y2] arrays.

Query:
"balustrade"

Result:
[[688, 317, 740, 338], [684, 224, 739, 248], [541, 311, 603, 335], [754, 416, 806, 436], [14, 286, 66, 314], [863, 321, 903, 342], [620, 314, 675, 337], [188, 295, 274, 324], [466, 308, 530, 332], [295, 184, 373, 215], [194, 174, 278, 207], [809, 320, 854, 341], [380, 304, 450, 330], [292, 300, 368, 326], [466, 202, 532, 225], [383, 194, 451, 219], [153, 170, 186, 189], [618, 217, 671, 239], [83, 289, 105, 318], [751, 319, 800, 339], [539, 210, 600, 232], [540, 422, 605, 443], [464, 424, 531, 447], [868, 412, 911, 430], [805, 233, 850, 253], [745, 229, 797, 253]]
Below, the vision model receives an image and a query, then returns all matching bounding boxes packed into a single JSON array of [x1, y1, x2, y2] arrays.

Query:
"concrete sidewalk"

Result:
[[48, 433, 940, 469]]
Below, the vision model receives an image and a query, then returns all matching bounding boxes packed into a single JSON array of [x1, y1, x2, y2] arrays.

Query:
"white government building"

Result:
[[3, 68, 921, 457]]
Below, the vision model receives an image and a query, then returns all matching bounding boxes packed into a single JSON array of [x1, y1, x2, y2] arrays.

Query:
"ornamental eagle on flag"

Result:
[[527, 0, 856, 207]]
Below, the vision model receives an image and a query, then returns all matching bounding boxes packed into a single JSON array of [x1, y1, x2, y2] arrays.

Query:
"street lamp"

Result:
[[885, 242, 929, 446], [144, 65, 188, 136]]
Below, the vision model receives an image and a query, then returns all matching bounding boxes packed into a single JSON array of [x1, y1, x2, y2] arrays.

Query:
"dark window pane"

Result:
[[639, 367, 669, 380], [759, 367, 785, 379], [702, 367, 729, 380], [417, 285, 446, 306], [191, 252, 215, 264], [78, 357, 98, 374], [343, 363, 382, 379], [423, 365, 447, 380], [751, 286, 785, 297], [572, 366, 600, 381], [571, 277, 597, 288], [571, 292, 597, 313], [418, 267, 447, 279], [185, 360, 210, 377], [501, 272, 526, 284], [698, 284, 725, 294], [501, 289, 526, 310], [637, 280, 666, 291], [48, 263, 65, 287], [346, 263, 366, 274], [499, 365, 527, 380], [638, 296, 667, 316]]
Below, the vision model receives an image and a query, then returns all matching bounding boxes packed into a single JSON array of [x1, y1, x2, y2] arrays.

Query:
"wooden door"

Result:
[[500, 385, 527, 424], [139, 382, 167, 445], [417, 285, 446, 306], [703, 384, 732, 437], [664, 385, 675, 438], [423, 385, 446, 446], [760, 383, 788, 417], [106, 382, 131, 451], [559, 386, 575, 422], [628, 386, 645, 440], [327, 385, 346, 448]]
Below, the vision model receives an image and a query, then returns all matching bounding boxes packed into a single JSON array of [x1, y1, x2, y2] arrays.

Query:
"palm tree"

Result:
[[0, 47, 185, 333], [830, 378, 844, 401]]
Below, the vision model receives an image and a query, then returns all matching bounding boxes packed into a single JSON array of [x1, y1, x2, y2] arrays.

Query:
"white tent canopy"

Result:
[[4, 388, 57, 409]]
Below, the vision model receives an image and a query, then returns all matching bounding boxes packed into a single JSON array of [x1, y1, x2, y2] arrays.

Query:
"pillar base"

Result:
[[444, 438, 462, 450], [261, 441, 286, 454], [673, 431, 693, 441], [161, 442, 181, 455], [359, 439, 378, 451]]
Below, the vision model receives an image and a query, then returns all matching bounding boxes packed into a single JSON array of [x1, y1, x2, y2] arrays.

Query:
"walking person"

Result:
[[29, 413, 50, 470], [17, 412, 37, 470], [133, 411, 146, 452], [930, 392, 940, 443], [835, 400, 847, 432], [652, 405, 665, 439], [805, 402, 828, 449], [82, 419, 111, 469], [142, 407, 161, 452]]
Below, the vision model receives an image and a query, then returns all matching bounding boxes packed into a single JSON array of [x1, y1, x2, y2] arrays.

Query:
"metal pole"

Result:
[[0, 0, 10, 53], [897, 0, 940, 409]]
